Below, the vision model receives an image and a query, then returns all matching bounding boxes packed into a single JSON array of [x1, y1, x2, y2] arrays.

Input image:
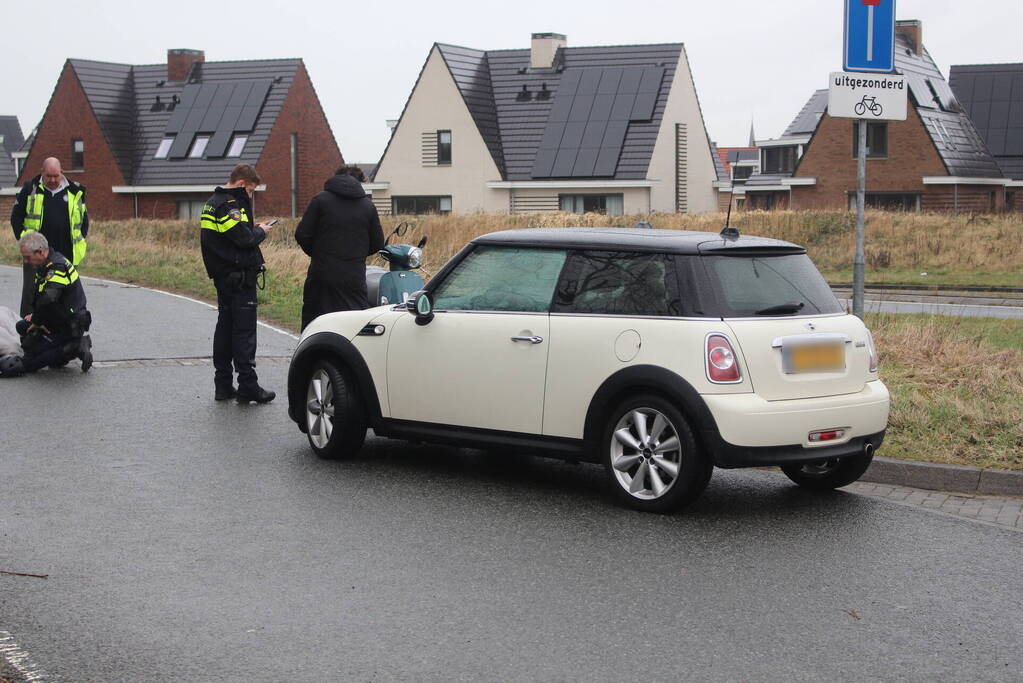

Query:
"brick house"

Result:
[[949, 62, 1023, 211], [0, 50, 342, 220], [744, 21, 1007, 213], [369, 33, 720, 216], [713, 145, 760, 212]]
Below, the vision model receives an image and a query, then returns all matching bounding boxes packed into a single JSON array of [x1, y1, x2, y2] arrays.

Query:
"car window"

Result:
[[552, 251, 685, 317], [432, 246, 568, 312], [701, 254, 843, 317]]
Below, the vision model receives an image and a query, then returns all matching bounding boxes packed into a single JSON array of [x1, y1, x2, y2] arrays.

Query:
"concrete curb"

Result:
[[861, 456, 1023, 497]]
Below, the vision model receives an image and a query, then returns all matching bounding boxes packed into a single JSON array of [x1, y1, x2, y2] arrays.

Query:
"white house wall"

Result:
[[647, 46, 718, 214], [374, 46, 505, 214]]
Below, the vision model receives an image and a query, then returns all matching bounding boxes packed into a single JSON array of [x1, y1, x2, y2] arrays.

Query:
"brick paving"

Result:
[[847, 481, 1023, 531]]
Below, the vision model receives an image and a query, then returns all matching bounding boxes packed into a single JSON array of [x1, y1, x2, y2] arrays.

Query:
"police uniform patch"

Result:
[[229, 209, 242, 221]]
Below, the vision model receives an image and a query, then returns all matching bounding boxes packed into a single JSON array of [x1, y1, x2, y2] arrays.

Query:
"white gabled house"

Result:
[[369, 33, 720, 216]]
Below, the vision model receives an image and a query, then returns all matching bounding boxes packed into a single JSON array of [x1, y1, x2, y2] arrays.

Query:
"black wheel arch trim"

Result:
[[583, 365, 722, 452], [287, 332, 383, 432]]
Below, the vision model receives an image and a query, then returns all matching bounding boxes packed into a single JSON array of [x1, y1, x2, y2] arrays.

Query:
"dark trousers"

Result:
[[21, 332, 74, 373], [213, 277, 259, 392], [21, 264, 35, 317]]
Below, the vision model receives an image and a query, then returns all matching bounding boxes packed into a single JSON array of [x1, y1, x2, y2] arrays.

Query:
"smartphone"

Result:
[[264, 219, 279, 227]]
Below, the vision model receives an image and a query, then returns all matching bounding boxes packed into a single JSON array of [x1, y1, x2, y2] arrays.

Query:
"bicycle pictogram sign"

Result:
[[854, 95, 884, 117]]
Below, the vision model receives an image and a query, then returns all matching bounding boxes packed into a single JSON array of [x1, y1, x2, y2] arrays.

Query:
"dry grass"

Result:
[[2, 211, 1021, 470], [868, 313, 1023, 470]]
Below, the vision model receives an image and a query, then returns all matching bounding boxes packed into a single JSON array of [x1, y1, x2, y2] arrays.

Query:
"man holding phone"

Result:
[[199, 163, 277, 403]]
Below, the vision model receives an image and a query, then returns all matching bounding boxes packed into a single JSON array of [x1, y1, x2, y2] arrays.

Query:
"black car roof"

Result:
[[471, 227, 805, 255]]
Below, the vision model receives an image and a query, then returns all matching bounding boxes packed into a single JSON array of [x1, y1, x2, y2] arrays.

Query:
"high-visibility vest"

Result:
[[21, 183, 88, 265]]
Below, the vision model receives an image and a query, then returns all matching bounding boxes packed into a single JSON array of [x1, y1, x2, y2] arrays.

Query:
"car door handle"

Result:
[[510, 336, 544, 344]]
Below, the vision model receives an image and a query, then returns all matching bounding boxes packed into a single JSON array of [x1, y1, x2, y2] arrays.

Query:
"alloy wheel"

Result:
[[610, 408, 682, 500], [306, 369, 336, 448]]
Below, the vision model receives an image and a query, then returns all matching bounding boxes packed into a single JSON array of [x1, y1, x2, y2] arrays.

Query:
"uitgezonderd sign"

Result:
[[828, 72, 907, 121]]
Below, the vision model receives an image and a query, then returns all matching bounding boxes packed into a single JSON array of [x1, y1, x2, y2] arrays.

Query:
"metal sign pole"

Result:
[[854, 119, 867, 319]]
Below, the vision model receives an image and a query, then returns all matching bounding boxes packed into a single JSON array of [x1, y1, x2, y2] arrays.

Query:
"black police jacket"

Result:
[[199, 185, 266, 279], [32, 250, 88, 335]]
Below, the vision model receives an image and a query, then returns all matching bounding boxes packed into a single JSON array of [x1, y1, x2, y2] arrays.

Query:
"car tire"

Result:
[[780, 451, 874, 491], [304, 360, 367, 460], [601, 395, 712, 513]]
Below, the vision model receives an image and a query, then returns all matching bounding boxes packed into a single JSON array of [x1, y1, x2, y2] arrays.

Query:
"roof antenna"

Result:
[[719, 159, 740, 242]]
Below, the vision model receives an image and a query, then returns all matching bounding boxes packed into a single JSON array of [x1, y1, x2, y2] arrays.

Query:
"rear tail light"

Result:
[[809, 428, 847, 442], [706, 334, 742, 383], [866, 330, 879, 373]]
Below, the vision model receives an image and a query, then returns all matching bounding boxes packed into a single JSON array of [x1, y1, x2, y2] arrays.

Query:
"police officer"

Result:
[[1, 232, 93, 377], [10, 157, 89, 317], [200, 163, 276, 403]]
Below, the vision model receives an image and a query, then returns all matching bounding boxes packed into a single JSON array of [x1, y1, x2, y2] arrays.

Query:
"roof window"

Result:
[[227, 135, 248, 158], [189, 135, 210, 159], [155, 137, 174, 159]]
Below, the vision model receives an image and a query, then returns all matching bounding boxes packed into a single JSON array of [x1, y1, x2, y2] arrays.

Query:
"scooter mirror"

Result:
[[394, 221, 409, 237], [406, 290, 434, 326], [417, 235, 429, 249]]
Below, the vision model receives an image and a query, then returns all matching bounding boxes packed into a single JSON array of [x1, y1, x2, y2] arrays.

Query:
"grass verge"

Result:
[[2, 213, 1021, 471]]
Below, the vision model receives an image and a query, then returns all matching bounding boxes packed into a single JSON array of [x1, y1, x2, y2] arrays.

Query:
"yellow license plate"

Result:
[[786, 343, 845, 373]]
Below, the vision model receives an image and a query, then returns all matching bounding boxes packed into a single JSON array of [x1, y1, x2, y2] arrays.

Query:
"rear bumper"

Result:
[[700, 380, 890, 468]]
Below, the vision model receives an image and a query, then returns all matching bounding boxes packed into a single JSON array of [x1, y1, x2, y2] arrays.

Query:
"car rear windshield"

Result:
[[700, 253, 843, 317]]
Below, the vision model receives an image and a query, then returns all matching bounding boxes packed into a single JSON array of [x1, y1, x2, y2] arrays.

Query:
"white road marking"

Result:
[[80, 273, 300, 341], [0, 630, 49, 682], [0, 264, 299, 341]]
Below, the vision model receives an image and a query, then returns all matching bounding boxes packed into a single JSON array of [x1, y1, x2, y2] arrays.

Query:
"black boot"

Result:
[[78, 335, 93, 373], [236, 385, 276, 404]]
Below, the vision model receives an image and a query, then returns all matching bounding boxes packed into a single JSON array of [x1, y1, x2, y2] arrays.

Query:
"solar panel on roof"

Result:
[[235, 80, 272, 131], [163, 79, 273, 160], [572, 147, 600, 177], [165, 83, 200, 133], [531, 65, 666, 179]]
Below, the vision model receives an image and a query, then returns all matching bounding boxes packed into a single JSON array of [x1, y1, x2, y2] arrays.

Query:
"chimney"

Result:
[[530, 33, 566, 69], [895, 20, 923, 56], [167, 49, 205, 81]]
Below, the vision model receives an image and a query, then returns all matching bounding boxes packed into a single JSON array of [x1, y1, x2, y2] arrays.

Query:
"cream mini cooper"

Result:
[[287, 228, 889, 513]]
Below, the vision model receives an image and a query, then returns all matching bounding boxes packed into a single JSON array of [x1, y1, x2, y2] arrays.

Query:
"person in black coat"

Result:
[[295, 165, 385, 330]]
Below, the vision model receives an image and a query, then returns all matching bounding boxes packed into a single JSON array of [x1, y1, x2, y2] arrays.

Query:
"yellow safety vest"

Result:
[[21, 182, 88, 266]]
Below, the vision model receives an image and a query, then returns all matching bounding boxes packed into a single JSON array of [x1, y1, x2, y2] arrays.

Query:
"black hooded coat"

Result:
[[295, 174, 385, 329]]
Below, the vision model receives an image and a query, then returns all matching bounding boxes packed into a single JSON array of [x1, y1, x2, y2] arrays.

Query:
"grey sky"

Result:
[[5, 0, 1020, 164]]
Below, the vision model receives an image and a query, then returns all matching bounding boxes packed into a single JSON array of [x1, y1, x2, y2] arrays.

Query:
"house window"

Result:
[[227, 135, 248, 158], [853, 122, 888, 158], [176, 199, 207, 220], [437, 130, 452, 165], [189, 135, 210, 159], [14, 156, 24, 179], [559, 194, 624, 216], [847, 192, 920, 211], [761, 146, 797, 174], [154, 137, 174, 159], [71, 139, 84, 170], [393, 196, 452, 215], [732, 166, 753, 180]]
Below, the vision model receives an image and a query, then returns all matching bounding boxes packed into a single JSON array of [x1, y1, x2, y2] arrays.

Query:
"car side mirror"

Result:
[[417, 235, 428, 249], [406, 290, 434, 326]]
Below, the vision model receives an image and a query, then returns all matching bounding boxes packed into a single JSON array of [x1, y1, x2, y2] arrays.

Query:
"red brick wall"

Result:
[[17, 61, 133, 220], [256, 63, 343, 218], [791, 107, 947, 210]]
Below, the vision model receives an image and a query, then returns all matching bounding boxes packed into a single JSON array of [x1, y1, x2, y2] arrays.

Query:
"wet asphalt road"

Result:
[[1, 265, 1022, 682]]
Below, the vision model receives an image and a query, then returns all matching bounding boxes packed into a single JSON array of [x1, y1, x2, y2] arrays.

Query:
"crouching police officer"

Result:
[[1, 232, 93, 377], [200, 163, 276, 403]]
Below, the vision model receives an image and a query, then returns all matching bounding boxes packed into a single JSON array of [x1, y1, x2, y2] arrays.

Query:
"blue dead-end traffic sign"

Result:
[[844, 0, 897, 74]]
